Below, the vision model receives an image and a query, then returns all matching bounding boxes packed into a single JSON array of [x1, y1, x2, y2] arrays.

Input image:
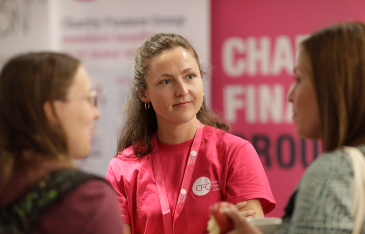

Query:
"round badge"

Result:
[[181, 189, 187, 195], [191, 151, 197, 156], [192, 177, 211, 196]]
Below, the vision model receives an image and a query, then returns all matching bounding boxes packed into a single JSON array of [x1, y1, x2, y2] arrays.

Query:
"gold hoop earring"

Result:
[[145, 102, 150, 110]]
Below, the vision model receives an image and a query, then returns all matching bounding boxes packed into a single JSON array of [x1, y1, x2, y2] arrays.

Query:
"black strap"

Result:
[[282, 189, 298, 221], [1, 168, 107, 233]]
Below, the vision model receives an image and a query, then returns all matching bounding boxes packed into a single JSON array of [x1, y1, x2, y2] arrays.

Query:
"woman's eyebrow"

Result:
[[181, 67, 194, 74], [160, 73, 174, 78], [159, 67, 196, 77]]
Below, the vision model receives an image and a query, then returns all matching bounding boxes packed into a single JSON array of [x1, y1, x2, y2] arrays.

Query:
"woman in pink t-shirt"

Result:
[[107, 33, 276, 234]]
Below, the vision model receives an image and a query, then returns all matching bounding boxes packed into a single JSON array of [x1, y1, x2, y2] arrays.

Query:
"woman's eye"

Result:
[[161, 80, 170, 85], [187, 74, 195, 80]]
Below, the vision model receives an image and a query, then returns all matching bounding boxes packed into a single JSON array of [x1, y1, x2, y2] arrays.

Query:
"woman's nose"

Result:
[[94, 107, 101, 120], [176, 80, 188, 96], [287, 84, 295, 102]]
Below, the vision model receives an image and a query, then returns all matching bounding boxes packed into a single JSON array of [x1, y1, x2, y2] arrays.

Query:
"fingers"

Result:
[[214, 201, 237, 211], [222, 207, 243, 224], [239, 210, 256, 218], [224, 208, 262, 234], [234, 201, 257, 219], [234, 201, 247, 210]]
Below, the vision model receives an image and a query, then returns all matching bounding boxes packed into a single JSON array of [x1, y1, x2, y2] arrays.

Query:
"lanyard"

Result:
[[151, 120, 203, 234]]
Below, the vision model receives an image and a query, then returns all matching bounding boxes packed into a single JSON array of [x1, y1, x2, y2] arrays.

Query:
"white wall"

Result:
[[0, 0, 51, 65]]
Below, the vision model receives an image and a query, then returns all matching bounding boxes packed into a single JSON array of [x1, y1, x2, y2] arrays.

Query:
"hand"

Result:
[[223, 207, 262, 234], [235, 201, 257, 219]]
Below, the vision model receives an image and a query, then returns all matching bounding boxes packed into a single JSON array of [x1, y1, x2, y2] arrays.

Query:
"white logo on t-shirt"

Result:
[[192, 177, 211, 196]]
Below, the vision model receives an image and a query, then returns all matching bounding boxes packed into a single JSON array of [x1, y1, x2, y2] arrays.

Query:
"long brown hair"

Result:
[[0, 52, 80, 195], [118, 33, 230, 157], [301, 22, 365, 151]]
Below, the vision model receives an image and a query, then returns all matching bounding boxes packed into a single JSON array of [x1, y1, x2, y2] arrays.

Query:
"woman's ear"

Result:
[[138, 90, 151, 103], [43, 101, 57, 125]]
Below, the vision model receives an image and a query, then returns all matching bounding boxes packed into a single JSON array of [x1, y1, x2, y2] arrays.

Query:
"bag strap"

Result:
[[344, 146, 365, 234], [1, 168, 107, 233]]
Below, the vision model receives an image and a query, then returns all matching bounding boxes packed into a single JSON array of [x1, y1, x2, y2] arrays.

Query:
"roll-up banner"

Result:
[[211, 0, 365, 217], [55, 0, 211, 176], [0, 0, 50, 66]]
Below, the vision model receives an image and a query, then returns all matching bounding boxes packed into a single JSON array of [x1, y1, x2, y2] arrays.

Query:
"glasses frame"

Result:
[[64, 90, 97, 107]]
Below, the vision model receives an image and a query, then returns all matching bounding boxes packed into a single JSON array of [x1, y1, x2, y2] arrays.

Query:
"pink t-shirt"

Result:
[[106, 125, 275, 234]]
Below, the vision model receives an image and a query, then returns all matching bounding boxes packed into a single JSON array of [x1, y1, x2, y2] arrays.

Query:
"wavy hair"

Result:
[[117, 33, 230, 157]]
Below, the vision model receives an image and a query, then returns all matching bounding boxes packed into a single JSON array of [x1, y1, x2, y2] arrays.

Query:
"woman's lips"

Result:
[[174, 101, 190, 107]]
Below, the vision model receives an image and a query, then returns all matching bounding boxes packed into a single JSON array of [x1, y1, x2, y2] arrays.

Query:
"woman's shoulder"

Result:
[[63, 178, 115, 199], [283, 147, 365, 233], [305, 144, 365, 181], [36, 178, 124, 234], [108, 146, 152, 178], [306, 147, 353, 174], [299, 147, 355, 190], [201, 126, 259, 161], [115, 146, 135, 158], [205, 125, 250, 148], [110, 146, 145, 165]]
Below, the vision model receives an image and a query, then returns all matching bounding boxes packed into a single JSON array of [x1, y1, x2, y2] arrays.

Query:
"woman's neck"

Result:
[[156, 117, 198, 145], [17, 153, 74, 178]]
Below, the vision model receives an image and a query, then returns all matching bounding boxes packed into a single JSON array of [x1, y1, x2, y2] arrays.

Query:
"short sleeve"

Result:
[[279, 152, 355, 234], [106, 159, 131, 224], [35, 179, 124, 234], [224, 142, 276, 214]]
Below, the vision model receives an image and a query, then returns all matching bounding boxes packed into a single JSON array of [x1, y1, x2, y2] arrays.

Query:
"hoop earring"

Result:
[[145, 102, 150, 110]]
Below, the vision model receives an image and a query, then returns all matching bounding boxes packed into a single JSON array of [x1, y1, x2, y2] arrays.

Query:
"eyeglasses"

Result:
[[64, 90, 98, 107]]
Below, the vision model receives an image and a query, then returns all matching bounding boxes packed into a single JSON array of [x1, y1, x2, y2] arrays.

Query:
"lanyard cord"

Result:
[[151, 120, 203, 234]]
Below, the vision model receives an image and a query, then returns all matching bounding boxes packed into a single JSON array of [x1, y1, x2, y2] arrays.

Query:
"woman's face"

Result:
[[54, 65, 100, 159], [287, 47, 321, 139], [141, 47, 204, 126]]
